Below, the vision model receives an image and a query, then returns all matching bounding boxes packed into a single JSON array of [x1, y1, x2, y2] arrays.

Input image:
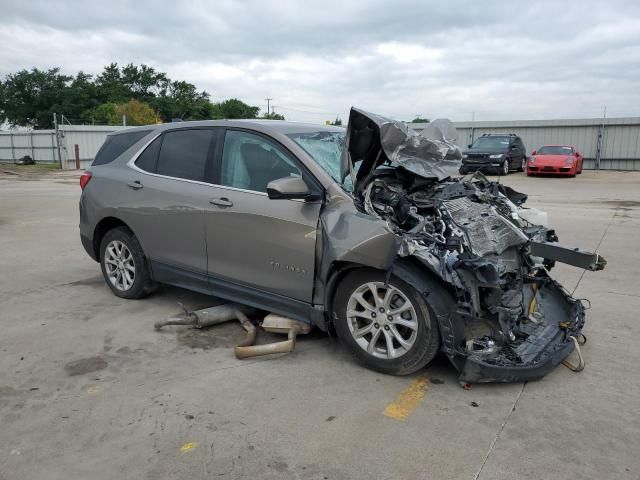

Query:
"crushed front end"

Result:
[[343, 108, 606, 383]]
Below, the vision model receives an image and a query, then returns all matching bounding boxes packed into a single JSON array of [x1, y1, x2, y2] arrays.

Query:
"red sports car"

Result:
[[527, 145, 583, 177]]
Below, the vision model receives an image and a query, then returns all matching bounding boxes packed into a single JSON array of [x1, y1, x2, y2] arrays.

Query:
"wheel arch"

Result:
[[92, 216, 136, 260], [324, 257, 458, 338]]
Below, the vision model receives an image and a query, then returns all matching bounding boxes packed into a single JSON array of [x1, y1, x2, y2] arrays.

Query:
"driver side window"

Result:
[[220, 130, 301, 193]]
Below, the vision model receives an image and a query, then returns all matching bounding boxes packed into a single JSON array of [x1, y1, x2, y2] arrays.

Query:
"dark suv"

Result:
[[459, 133, 527, 175]]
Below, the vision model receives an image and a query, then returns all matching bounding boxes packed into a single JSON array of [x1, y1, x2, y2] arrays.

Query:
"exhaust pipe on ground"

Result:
[[154, 305, 311, 359]]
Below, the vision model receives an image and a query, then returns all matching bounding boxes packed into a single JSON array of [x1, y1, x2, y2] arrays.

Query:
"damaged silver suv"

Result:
[[79, 108, 605, 383]]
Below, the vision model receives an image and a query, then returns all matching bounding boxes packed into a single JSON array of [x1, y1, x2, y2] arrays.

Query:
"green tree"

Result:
[[120, 63, 168, 101], [411, 116, 430, 123], [213, 98, 260, 119], [65, 72, 100, 122], [0, 63, 261, 127], [262, 111, 285, 120], [151, 80, 212, 120], [95, 63, 129, 104], [86, 102, 119, 125], [330, 116, 342, 126], [0, 68, 71, 128]]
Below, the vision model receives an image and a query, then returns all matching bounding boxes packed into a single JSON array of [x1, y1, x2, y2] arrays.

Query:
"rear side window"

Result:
[[93, 130, 151, 166], [156, 129, 215, 182], [135, 136, 162, 172]]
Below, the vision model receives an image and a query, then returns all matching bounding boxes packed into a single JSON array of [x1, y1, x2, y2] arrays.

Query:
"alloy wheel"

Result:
[[346, 282, 418, 359], [104, 240, 136, 291], [502, 160, 510, 175]]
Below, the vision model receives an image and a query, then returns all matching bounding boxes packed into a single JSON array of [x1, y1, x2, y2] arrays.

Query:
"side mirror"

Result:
[[267, 176, 320, 201], [531, 150, 537, 155]]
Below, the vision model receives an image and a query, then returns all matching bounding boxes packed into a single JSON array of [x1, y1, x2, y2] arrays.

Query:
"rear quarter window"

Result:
[[92, 130, 152, 166]]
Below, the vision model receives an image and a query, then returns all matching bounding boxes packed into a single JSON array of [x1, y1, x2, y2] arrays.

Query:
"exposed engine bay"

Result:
[[341, 108, 606, 382]]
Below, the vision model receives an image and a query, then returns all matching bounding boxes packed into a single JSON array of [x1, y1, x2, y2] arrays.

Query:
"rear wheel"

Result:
[[501, 160, 510, 175], [517, 157, 526, 172], [333, 269, 440, 375], [99, 227, 155, 299]]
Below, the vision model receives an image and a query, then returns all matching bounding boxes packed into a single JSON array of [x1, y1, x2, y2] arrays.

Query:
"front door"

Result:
[[205, 129, 321, 302]]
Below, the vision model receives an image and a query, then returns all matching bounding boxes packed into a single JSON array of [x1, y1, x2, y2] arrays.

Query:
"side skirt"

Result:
[[151, 261, 322, 327]]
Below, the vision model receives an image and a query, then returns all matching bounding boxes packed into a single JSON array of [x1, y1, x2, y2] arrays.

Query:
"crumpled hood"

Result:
[[341, 107, 463, 188]]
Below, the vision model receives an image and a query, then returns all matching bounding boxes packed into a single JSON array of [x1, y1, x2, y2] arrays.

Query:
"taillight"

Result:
[[80, 171, 93, 190]]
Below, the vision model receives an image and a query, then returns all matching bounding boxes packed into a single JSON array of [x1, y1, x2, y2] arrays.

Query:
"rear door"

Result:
[[124, 127, 222, 289], [205, 128, 322, 302]]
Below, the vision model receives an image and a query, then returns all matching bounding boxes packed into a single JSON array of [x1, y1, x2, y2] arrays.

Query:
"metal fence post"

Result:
[[50, 132, 56, 163], [30, 131, 35, 161], [9, 132, 15, 163], [54, 113, 63, 169], [74, 144, 80, 170]]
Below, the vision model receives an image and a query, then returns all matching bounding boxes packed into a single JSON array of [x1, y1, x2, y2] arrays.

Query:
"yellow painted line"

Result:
[[180, 442, 198, 453], [383, 376, 429, 421]]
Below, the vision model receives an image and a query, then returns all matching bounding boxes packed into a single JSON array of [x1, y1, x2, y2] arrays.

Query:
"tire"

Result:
[[501, 160, 510, 175], [99, 226, 155, 299], [333, 269, 440, 375], [517, 157, 526, 172]]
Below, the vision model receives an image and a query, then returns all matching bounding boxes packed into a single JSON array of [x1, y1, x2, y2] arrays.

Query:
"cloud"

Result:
[[1, 0, 639, 122]]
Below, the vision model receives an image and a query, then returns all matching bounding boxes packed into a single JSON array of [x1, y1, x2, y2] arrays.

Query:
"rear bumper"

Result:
[[80, 233, 98, 261]]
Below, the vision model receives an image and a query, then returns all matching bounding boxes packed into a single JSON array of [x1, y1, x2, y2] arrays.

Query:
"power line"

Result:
[[274, 105, 341, 116]]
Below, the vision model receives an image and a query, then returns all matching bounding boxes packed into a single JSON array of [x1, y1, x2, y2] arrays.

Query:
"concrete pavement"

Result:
[[0, 171, 638, 479]]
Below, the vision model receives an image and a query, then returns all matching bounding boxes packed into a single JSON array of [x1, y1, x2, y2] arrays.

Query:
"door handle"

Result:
[[127, 180, 143, 190], [210, 197, 233, 207]]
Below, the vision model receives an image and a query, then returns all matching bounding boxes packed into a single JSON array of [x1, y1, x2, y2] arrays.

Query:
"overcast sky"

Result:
[[1, 0, 639, 123]]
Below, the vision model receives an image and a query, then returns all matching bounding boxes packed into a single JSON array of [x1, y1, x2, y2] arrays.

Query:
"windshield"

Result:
[[537, 146, 574, 155], [471, 136, 511, 149], [287, 130, 345, 183]]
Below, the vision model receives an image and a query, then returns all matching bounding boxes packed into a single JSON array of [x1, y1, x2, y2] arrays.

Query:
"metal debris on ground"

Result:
[[154, 303, 311, 359]]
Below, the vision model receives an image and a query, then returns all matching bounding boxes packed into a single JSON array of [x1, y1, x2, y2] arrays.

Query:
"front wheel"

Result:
[[100, 227, 155, 299], [501, 160, 510, 175], [333, 269, 440, 375]]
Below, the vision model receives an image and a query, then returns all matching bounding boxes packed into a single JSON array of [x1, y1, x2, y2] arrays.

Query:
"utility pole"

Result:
[[264, 98, 273, 116]]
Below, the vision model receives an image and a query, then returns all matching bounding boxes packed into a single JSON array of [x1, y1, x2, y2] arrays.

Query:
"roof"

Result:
[[109, 119, 344, 136]]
